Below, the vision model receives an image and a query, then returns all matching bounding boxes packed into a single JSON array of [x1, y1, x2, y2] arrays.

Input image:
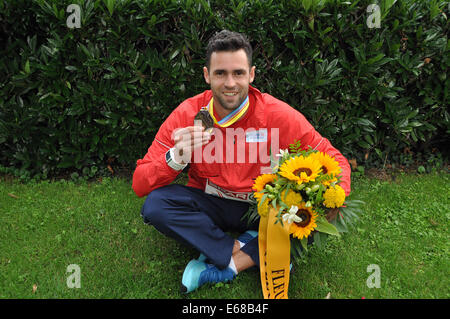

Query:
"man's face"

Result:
[[203, 49, 255, 113]]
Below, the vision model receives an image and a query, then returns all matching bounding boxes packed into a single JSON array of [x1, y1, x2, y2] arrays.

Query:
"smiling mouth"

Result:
[[223, 92, 238, 96]]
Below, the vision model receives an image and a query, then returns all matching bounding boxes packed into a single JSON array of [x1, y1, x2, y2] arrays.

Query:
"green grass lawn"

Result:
[[1, 172, 448, 299]]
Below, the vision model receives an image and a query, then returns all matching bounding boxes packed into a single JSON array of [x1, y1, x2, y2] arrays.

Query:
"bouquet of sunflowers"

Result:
[[247, 141, 363, 299]]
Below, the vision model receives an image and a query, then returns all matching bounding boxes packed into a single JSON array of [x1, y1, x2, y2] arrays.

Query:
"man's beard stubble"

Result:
[[214, 90, 247, 112]]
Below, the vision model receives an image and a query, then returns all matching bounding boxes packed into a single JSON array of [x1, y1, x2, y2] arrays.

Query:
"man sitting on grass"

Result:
[[132, 30, 351, 293]]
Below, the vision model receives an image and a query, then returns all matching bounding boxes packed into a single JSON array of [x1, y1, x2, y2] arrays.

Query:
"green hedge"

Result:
[[0, 0, 449, 179]]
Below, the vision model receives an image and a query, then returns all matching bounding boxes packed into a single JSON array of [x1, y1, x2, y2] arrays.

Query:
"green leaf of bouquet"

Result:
[[332, 217, 348, 233], [258, 193, 268, 208], [290, 238, 305, 259], [313, 231, 329, 249], [315, 188, 324, 202], [277, 206, 284, 216], [300, 237, 308, 251], [344, 199, 365, 207], [338, 211, 348, 228], [315, 216, 341, 237], [341, 206, 360, 220], [313, 232, 322, 249], [272, 197, 277, 209]]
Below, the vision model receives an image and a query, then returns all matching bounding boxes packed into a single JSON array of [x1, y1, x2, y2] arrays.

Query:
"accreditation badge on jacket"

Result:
[[245, 129, 268, 143]]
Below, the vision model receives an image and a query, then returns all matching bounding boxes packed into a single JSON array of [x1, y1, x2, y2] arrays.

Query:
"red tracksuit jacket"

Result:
[[132, 86, 351, 200]]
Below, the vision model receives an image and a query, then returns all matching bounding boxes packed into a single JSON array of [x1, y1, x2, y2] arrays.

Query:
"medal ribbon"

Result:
[[206, 95, 249, 128]]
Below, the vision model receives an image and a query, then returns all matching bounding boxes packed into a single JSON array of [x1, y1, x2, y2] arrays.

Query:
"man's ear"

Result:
[[203, 66, 210, 84], [249, 66, 256, 83]]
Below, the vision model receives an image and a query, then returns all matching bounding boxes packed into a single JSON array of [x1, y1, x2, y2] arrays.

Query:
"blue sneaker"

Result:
[[180, 259, 236, 293]]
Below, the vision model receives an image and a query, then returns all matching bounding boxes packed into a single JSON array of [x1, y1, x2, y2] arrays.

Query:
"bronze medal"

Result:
[[194, 107, 214, 133]]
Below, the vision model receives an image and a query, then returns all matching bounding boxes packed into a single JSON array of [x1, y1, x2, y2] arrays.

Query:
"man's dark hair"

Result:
[[205, 30, 253, 70]]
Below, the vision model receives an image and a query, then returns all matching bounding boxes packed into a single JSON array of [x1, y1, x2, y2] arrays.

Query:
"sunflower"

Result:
[[309, 151, 341, 185], [252, 174, 277, 192], [323, 184, 346, 208], [253, 191, 263, 202], [288, 202, 318, 240], [279, 155, 322, 185], [280, 189, 303, 207], [309, 151, 341, 176]]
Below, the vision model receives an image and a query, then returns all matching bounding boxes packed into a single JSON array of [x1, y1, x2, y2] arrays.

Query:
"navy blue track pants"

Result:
[[140, 184, 260, 269]]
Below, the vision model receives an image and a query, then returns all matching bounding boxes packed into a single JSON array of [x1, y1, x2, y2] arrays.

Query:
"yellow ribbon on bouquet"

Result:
[[258, 207, 291, 299]]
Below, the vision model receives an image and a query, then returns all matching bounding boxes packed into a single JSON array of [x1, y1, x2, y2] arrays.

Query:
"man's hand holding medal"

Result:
[[172, 107, 214, 165]]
